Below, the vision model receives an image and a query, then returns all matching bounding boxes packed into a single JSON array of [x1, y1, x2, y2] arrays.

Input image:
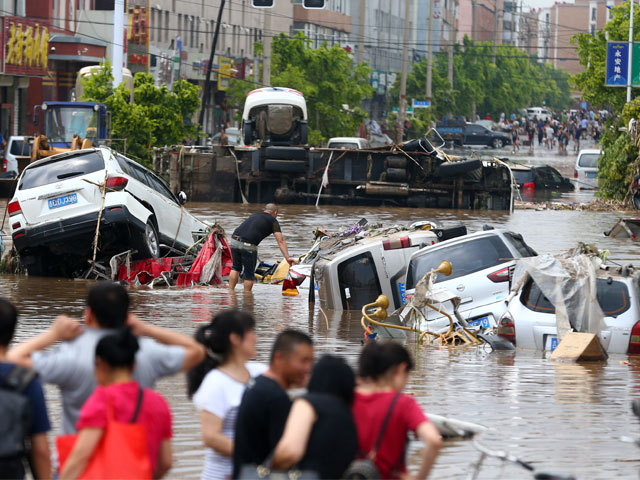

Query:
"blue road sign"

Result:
[[413, 100, 431, 108]]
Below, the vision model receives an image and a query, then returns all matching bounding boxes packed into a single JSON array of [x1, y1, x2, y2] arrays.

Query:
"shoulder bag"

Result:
[[57, 385, 152, 479], [342, 392, 401, 480]]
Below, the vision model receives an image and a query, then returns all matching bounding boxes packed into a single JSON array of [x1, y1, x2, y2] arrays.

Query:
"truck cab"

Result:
[[242, 87, 308, 146], [34, 101, 109, 148]]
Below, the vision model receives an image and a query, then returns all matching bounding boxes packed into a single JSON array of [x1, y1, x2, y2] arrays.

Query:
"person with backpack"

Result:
[[188, 310, 266, 480], [0, 298, 51, 480], [8, 282, 204, 434], [271, 355, 358, 479], [59, 328, 173, 479], [351, 342, 442, 480]]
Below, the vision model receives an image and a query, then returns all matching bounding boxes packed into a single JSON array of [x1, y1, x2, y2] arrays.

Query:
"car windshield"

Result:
[[329, 142, 359, 149], [406, 235, 513, 289], [9, 139, 32, 156], [19, 151, 104, 190], [578, 153, 600, 168], [521, 278, 631, 317]]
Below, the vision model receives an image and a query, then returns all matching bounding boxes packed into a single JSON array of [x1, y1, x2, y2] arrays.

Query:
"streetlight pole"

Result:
[[397, 0, 412, 144], [628, 0, 634, 103]]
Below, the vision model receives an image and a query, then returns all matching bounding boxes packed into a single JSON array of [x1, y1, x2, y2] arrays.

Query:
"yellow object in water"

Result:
[[270, 259, 290, 283]]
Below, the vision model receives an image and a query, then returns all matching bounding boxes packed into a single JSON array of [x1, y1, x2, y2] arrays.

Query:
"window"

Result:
[[406, 235, 513, 289], [578, 153, 600, 168], [9, 139, 32, 156], [337, 252, 382, 310], [19, 152, 105, 190], [591, 8, 597, 21], [513, 169, 534, 185], [504, 232, 537, 257], [165, 11, 169, 42], [521, 278, 631, 317]]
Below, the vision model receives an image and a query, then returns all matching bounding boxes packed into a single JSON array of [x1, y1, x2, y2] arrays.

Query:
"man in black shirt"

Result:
[[229, 203, 297, 291], [233, 330, 314, 479]]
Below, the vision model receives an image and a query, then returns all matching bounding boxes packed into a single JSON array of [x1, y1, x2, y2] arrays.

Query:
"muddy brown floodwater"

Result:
[[2, 142, 640, 479]]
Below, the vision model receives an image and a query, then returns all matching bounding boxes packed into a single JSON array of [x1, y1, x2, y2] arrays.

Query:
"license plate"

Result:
[[586, 172, 597, 178], [468, 316, 491, 329], [48, 193, 78, 209], [545, 335, 559, 351]]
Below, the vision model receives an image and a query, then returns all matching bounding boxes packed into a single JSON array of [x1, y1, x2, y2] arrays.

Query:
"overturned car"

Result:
[[8, 147, 207, 277]]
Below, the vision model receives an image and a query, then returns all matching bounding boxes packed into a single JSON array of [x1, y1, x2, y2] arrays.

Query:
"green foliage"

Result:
[[226, 33, 373, 146], [81, 63, 201, 165], [572, 3, 640, 199], [391, 37, 572, 123]]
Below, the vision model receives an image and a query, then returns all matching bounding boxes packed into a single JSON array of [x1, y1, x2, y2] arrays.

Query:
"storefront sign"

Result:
[[3, 16, 49, 76], [605, 42, 628, 87]]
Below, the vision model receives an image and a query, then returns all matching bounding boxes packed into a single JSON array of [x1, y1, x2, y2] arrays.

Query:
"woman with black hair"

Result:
[[271, 354, 358, 479], [352, 342, 442, 480], [189, 310, 265, 480], [59, 328, 173, 479]]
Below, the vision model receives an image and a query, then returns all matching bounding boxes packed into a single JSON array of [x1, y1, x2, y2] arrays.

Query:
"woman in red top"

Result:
[[352, 342, 442, 480], [59, 328, 173, 479]]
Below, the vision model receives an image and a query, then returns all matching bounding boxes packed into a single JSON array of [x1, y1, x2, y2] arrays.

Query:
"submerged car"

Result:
[[511, 165, 575, 196], [574, 149, 600, 190], [499, 268, 640, 354], [402, 229, 537, 329], [9, 147, 207, 276]]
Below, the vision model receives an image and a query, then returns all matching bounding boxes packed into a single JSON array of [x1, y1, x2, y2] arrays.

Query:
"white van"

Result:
[[575, 149, 600, 190], [327, 137, 370, 149], [526, 107, 552, 122]]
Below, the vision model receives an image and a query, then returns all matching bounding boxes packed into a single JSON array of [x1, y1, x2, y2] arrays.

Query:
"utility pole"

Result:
[[493, 0, 499, 64], [448, 0, 454, 86], [357, 0, 366, 64], [112, 0, 125, 87], [628, 0, 634, 103], [263, 9, 272, 86], [397, 0, 412, 144], [426, 0, 434, 104], [197, 0, 226, 144]]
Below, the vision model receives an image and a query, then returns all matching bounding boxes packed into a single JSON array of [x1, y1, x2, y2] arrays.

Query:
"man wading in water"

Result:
[[229, 204, 297, 292]]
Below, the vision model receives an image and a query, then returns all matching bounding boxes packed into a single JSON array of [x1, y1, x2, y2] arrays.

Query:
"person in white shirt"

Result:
[[188, 310, 266, 480]]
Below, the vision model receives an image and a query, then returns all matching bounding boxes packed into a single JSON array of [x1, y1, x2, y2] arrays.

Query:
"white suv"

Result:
[[574, 149, 600, 190], [8, 147, 207, 276], [498, 269, 640, 354], [402, 229, 537, 329]]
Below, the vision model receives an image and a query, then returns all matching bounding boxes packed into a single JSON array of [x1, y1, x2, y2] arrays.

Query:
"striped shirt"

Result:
[[193, 363, 267, 480]]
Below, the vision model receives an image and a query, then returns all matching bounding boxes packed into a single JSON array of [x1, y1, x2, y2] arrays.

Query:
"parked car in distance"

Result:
[[498, 269, 640, 354], [526, 107, 552, 122], [210, 127, 241, 146], [9, 147, 207, 277], [327, 137, 370, 149], [511, 164, 575, 196], [462, 123, 512, 148], [403, 229, 537, 329], [1, 136, 32, 177], [574, 149, 600, 190]]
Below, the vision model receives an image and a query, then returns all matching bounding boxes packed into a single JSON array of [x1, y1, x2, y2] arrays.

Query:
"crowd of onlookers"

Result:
[[0, 283, 442, 480]]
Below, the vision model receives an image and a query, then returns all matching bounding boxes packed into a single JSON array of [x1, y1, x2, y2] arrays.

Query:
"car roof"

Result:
[[577, 149, 601, 155], [328, 137, 366, 143], [25, 147, 108, 169]]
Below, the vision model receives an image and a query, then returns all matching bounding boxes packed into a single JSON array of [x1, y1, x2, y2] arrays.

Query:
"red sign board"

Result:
[[3, 16, 49, 76]]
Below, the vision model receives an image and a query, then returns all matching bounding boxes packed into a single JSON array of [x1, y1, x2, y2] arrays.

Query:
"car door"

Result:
[[464, 125, 483, 145]]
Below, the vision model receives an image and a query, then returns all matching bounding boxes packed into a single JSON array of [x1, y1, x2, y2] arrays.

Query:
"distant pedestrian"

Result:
[[352, 342, 442, 480], [219, 127, 229, 146], [272, 355, 358, 479], [8, 282, 205, 434], [59, 328, 173, 479], [537, 119, 544, 145], [527, 123, 536, 154], [0, 298, 51, 480], [189, 310, 265, 480], [233, 330, 314, 479], [545, 123, 554, 149], [229, 204, 297, 292], [511, 125, 520, 154]]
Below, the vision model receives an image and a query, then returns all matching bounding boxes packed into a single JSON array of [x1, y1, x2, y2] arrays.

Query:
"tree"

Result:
[[572, 3, 640, 199], [81, 61, 201, 164], [226, 33, 373, 146], [390, 37, 572, 125]]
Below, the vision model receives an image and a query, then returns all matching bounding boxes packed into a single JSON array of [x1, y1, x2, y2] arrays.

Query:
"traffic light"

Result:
[[303, 0, 326, 8], [251, 0, 274, 7]]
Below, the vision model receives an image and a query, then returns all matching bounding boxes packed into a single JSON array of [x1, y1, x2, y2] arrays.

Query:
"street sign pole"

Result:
[[629, 0, 635, 102]]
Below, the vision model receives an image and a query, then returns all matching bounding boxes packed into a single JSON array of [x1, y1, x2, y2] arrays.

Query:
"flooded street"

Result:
[[2, 143, 640, 479]]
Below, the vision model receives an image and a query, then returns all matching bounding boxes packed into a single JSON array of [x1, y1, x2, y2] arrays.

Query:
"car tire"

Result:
[[437, 159, 483, 177], [242, 121, 253, 146], [491, 138, 504, 149], [299, 121, 308, 145], [134, 219, 160, 259], [264, 146, 308, 160], [633, 192, 640, 210]]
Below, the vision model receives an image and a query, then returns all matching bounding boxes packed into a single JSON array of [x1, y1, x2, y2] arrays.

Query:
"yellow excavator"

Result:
[[30, 132, 94, 163]]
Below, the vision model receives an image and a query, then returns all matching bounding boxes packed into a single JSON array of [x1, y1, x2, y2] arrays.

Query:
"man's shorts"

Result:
[[230, 238, 258, 281]]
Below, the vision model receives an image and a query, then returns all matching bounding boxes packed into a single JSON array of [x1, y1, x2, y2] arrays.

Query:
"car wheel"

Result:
[[135, 219, 160, 259], [492, 138, 504, 149], [633, 192, 640, 210]]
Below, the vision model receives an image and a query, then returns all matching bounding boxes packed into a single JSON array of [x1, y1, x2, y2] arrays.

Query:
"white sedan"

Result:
[[8, 147, 207, 276]]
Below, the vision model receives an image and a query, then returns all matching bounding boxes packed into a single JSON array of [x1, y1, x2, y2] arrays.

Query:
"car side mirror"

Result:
[[178, 191, 187, 205]]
